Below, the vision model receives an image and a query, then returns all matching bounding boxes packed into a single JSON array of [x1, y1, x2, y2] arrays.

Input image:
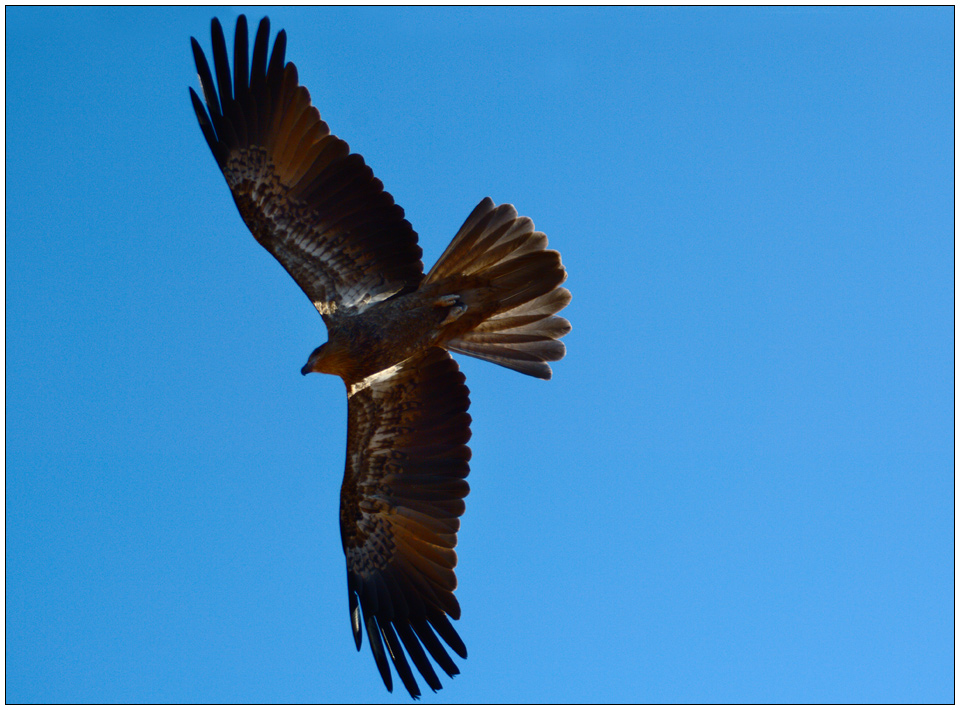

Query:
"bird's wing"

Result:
[[340, 347, 471, 698], [190, 16, 424, 318]]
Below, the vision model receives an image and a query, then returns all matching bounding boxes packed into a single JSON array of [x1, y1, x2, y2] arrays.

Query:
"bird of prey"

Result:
[[189, 15, 570, 698]]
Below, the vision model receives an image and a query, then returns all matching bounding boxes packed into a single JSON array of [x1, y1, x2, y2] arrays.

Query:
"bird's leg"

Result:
[[435, 294, 468, 325]]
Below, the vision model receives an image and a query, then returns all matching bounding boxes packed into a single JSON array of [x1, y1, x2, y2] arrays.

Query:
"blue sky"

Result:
[[6, 6, 953, 704]]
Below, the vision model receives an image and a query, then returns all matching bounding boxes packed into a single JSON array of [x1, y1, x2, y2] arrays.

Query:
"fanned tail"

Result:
[[426, 198, 571, 379]]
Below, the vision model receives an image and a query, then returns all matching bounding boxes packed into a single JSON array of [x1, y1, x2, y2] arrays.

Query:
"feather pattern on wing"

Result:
[[340, 347, 471, 698], [190, 17, 424, 317]]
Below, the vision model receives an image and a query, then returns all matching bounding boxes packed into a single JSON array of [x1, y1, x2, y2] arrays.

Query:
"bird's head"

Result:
[[301, 341, 350, 377]]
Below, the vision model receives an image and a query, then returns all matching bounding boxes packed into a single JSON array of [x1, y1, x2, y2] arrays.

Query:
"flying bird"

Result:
[[189, 15, 570, 698]]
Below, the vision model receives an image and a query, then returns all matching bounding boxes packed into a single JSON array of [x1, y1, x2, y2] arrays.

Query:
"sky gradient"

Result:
[[6, 6, 954, 703]]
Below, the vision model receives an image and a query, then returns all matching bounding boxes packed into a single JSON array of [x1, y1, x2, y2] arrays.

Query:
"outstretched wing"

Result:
[[190, 16, 424, 317], [340, 347, 471, 698]]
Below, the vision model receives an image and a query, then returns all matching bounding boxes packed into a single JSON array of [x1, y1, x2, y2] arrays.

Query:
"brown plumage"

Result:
[[190, 15, 570, 698]]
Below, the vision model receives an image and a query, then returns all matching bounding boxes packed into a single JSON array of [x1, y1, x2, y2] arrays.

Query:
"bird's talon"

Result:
[[435, 294, 460, 308], [440, 304, 468, 326]]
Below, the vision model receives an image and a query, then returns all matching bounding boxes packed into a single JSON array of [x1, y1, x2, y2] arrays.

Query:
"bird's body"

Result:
[[304, 272, 499, 383], [190, 15, 570, 698], [304, 288, 459, 382]]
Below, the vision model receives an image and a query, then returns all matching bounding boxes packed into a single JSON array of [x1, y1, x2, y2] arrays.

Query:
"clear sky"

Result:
[[6, 6, 954, 704]]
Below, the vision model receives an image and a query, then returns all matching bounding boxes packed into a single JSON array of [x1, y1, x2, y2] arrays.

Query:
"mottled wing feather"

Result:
[[190, 16, 423, 317], [340, 347, 471, 698]]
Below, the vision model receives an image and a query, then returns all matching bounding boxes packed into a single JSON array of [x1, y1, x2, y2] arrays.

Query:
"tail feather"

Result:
[[445, 340, 558, 380], [427, 198, 571, 379]]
